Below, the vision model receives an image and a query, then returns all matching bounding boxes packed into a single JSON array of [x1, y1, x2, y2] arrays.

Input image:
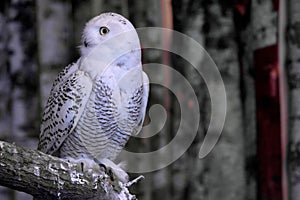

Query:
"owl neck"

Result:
[[78, 49, 141, 80]]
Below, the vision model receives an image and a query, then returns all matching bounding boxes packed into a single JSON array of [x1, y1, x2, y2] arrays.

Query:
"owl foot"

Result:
[[95, 158, 129, 192], [65, 157, 130, 192], [65, 157, 101, 174], [96, 158, 129, 183]]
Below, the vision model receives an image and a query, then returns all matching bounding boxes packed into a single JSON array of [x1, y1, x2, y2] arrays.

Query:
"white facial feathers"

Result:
[[80, 12, 138, 57], [79, 12, 142, 80]]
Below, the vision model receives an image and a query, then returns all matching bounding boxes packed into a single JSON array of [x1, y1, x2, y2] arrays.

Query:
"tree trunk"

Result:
[[234, 1, 258, 198], [7, 0, 39, 147], [171, 0, 206, 199], [250, 1, 284, 199], [36, 0, 73, 108], [286, 0, 300, 199], [0, 1, 11, 143], [201, 1, 246, 199], [0, 2, 12, 200], [0, 0, 39, 199]]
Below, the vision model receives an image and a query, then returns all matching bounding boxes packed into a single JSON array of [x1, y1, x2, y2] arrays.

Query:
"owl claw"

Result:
[[97, 164, 115, 181], [99, 163, 107, 171], [96, 158, 129, 183], [80, 162, 84, 172], [95, 159, 129, 193], [65, 157, 102, 175]]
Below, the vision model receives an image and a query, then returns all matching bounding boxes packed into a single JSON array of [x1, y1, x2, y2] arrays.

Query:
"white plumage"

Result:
[[38, 13, 149, 180]]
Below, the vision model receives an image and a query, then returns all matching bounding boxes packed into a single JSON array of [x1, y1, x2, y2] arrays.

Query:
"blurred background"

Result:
[[0, 0, 299, 200]]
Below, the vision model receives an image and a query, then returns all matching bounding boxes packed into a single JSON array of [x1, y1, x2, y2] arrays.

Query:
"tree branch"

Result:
[[0, 140, 136, 200]]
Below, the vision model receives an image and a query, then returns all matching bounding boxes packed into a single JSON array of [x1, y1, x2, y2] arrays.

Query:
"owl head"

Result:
[[80, 12, 139, 57]]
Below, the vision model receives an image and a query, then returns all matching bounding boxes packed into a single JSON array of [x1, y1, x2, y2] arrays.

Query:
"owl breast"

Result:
[[59, 76, 143, 161]]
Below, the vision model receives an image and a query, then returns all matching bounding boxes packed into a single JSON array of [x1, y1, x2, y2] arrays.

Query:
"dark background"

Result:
[[0, 0, 299, 200]]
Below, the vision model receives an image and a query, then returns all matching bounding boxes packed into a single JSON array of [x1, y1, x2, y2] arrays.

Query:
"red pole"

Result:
[[160, 0, 173, 112]]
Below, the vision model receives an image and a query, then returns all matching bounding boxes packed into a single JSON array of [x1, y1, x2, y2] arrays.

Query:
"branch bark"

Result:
[[0, 140, 135, 200]]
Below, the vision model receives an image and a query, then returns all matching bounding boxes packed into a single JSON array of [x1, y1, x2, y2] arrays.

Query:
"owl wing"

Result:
[[38, 63, 93, 155], [125, 70, 149, 135], [139, 71, 150, 130]]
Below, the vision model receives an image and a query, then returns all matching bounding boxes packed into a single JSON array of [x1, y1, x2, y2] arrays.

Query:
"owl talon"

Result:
[[80, 162, 84, 172], [96, 163, 122, 192], [105, 166, 122, 192], [66, 157, 101, 174], [96, 158, 129, 183], [99, 163, 107, 172], [98, 163, 120, 182], [107, 167, 115, 181]]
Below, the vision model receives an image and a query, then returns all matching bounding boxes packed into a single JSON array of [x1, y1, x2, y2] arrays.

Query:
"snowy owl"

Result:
[[38, 12, 149, 182]]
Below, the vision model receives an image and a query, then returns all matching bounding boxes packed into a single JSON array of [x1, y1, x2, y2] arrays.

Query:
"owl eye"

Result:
[[99, 26, 110, 35]]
